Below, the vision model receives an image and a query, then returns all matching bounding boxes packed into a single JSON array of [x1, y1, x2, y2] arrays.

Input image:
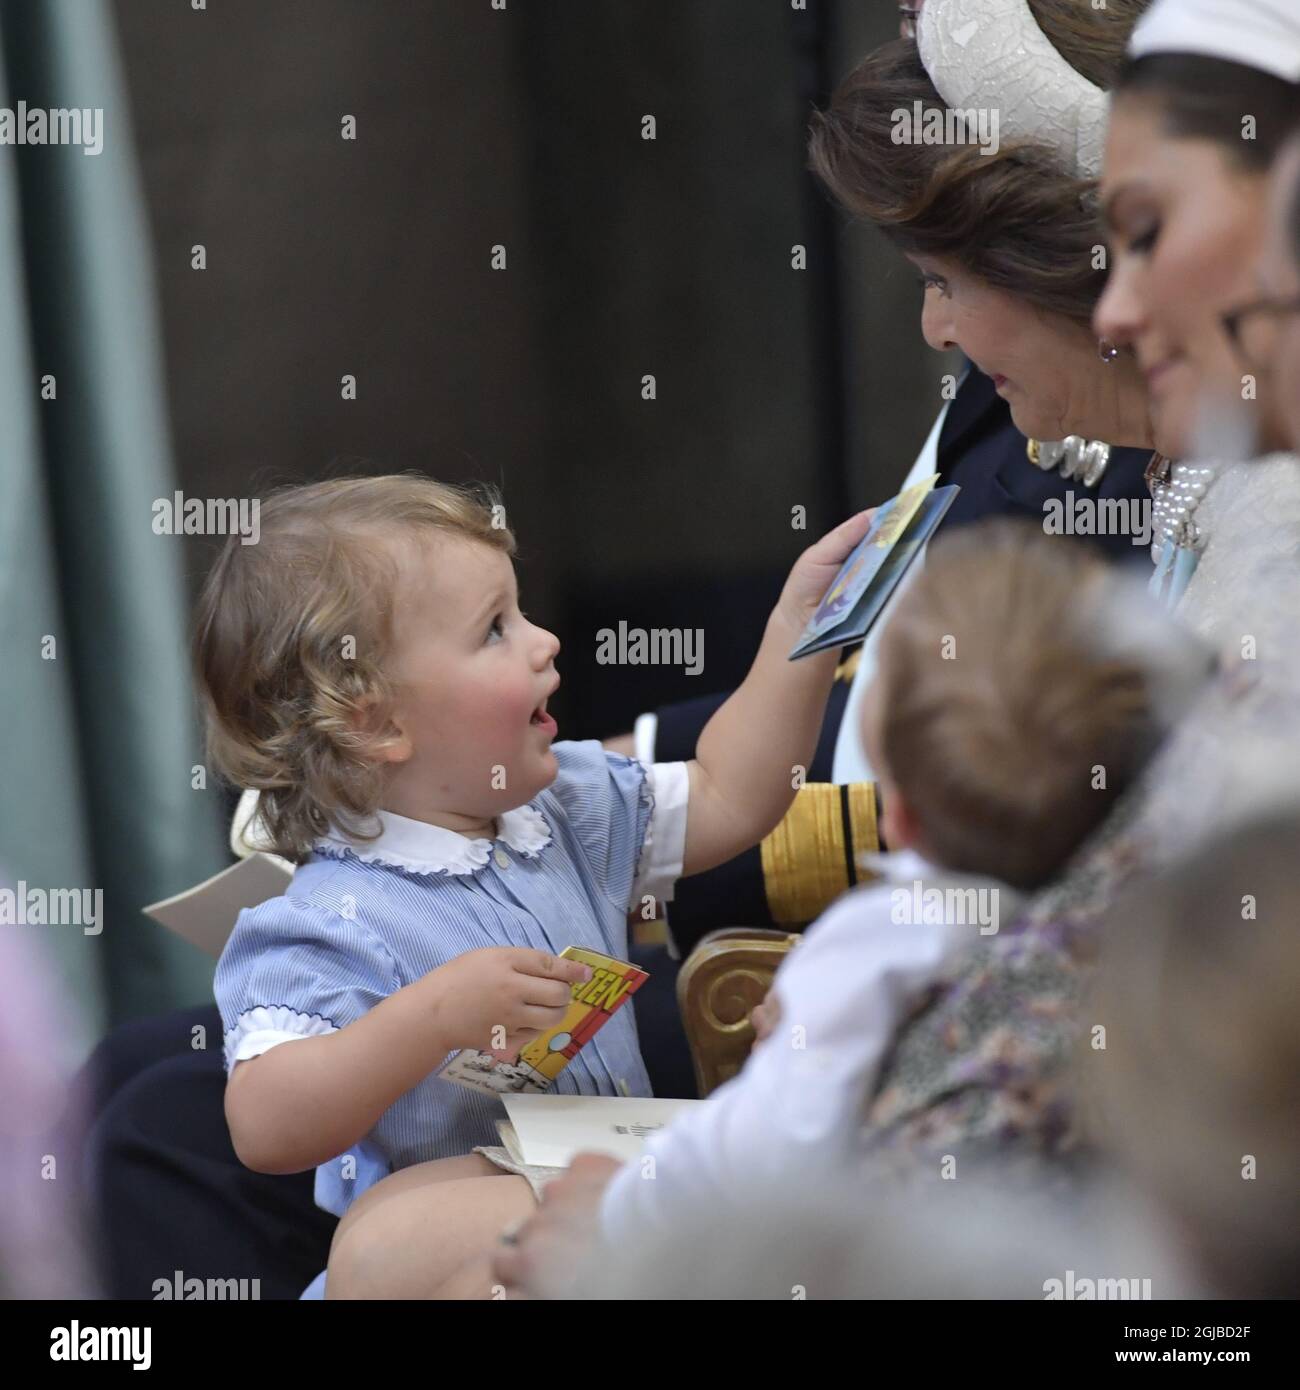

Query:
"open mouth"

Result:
[[530, 676, 560, 733], [529, 697, 558, 734]]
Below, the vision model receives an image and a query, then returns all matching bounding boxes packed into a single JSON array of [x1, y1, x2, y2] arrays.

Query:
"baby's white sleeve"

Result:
[[599, 886, 960, 1244]]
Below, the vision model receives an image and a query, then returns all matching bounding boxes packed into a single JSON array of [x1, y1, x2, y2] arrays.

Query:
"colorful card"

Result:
[[437, 946, 649, 1097], [789, 479, 961, 659]]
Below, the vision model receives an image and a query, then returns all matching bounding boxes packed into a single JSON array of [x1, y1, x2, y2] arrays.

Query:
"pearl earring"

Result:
[[1098, 338, 1119, 364]]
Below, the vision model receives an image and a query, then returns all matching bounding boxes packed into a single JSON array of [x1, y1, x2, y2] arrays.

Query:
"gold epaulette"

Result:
[[759, 782, 879, 925], [834, 648, 863, 684]]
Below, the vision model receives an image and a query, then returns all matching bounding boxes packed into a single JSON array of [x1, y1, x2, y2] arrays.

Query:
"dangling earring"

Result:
[[1098, 337, 1119, 364]]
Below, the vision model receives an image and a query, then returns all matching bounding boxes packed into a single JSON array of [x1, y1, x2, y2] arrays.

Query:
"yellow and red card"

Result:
[[437, 946, 649, 1097]]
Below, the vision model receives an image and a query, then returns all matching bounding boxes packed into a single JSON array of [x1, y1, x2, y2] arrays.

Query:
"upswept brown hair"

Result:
[[1115, 53, 1300, 171], [194, 475, 514, 862], [808, 0, 1150, 324], [870, 520, 1155, 891]]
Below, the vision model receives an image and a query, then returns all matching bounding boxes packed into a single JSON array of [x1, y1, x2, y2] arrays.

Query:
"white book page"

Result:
[[502, 1094, 701, 1167], [144, 853, 293, 957]]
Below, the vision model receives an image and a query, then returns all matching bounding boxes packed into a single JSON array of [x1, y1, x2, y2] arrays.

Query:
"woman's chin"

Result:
[[1282, 402, 1300, 457], [1007, 401, 1060, 443], [1149, 393, 1199, 463], [1151, 414, 1188, 463], [1010, 401, 1121, 449]]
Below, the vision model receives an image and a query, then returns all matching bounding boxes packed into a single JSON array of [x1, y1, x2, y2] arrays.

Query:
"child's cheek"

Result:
[[440, 668, 536, 762], [474, 680, 534, 745]]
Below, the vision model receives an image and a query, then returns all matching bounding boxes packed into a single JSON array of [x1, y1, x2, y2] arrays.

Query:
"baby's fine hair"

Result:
[[194, 474, 514, 861], [871, 519, 1157, 890]]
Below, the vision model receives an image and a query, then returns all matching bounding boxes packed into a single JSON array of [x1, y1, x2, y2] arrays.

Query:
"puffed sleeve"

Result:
[[214, 893, 401, 1073], [542, 739, 688, 916]]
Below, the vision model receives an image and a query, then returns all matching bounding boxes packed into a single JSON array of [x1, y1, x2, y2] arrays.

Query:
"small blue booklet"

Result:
[[789, 476, 961, 660]]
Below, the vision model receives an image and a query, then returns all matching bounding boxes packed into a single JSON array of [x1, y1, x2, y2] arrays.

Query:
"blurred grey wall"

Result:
[[831, 1, 957, 506]]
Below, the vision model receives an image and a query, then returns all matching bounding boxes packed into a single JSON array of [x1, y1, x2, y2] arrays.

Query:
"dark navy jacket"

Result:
[[656, 368, 1153, 951]]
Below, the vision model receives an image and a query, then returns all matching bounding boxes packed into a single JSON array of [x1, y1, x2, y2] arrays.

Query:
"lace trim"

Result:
[[630, 759, 657, 895], [223, 1004, 338, 1069], [313, 801, 552, 876]]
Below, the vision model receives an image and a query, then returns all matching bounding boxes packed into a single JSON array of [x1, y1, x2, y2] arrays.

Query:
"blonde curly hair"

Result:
[[194, 475, 514, 861]]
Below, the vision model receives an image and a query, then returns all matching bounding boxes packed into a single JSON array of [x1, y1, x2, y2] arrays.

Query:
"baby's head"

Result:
[[195, 475, 561, 860], [862, 520, 1161, 891]]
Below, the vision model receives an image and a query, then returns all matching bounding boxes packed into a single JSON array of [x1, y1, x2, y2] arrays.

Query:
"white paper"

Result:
[[501, 1094, 700, 1167], [144, 852, 293, 957]]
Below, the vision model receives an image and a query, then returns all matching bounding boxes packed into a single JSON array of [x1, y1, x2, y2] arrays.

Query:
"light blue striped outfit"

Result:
[[214, 740, 688, 1238]]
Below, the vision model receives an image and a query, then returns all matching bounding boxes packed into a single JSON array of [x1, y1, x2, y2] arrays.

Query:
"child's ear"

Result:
[[880, 781, 923, 854], [349, 695, 412, 765], [858, 677, 886, 769]]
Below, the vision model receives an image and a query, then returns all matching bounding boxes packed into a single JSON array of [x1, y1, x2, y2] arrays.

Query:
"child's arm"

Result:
[[224, 947, 591, 1174], [682, 510, 875, 877]]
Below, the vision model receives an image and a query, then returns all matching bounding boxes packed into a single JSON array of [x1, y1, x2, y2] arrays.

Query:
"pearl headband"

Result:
[[916, 0, 1108, 179]]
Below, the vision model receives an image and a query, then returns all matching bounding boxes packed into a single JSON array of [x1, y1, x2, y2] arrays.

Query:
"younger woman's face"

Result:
[[1096, 94, 1285, 460], [1256, 143, 1300, 451]]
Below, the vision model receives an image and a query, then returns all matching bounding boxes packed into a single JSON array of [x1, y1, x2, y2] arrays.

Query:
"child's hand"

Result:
[[774, 508, 877, 634], [423, 948, 592, 1057]]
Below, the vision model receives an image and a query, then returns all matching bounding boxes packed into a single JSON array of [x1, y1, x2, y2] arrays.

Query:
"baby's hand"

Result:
[[774, 508, 877, 633], [424, 948, 591, 1057], [749, 989, 781, 1045]]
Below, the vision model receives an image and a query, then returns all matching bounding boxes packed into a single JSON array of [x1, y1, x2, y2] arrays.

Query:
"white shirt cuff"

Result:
[[630, 760, 688, 913], [633, 712, 658, 764], [223, 1004, 338, 1071]]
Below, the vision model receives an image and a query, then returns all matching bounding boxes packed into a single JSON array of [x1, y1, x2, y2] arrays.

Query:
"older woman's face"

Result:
[[908, 253, 1110, 440], [1256, 144, 1300, 451], [1095, 95, 1282, 460]]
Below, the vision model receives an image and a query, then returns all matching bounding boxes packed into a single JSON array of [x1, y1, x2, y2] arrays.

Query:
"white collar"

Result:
[[314, 802, 552, 876]]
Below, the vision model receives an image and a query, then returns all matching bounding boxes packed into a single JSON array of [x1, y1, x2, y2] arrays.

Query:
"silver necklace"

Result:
[[1026, 435, 1111, 487]]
